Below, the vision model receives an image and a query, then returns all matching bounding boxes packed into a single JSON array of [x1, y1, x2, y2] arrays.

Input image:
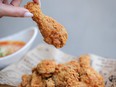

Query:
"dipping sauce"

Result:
[[0, 41, 25, 58]]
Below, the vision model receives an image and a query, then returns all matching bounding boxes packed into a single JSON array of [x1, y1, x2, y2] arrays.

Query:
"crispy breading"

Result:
[[19, 55, 104, 87], [53, 63, 80, 87], [19, 75, 31, 87], [37, 60, 56, 74], [80, 67, 104, 87], [25, 2, 68, 48], [44, 78, 55, 87], [79, 55, 90, 68], [31, 71, 44, 87]]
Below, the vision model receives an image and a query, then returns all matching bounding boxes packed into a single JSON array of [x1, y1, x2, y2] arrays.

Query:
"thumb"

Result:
[[0, 4, 33, 17]]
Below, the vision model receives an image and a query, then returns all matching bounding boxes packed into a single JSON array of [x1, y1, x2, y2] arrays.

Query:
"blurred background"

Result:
[[0, 0, 116, 58]]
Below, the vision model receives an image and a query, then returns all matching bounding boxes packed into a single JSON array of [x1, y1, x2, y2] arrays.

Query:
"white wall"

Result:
[[0, 0, 116, 58]]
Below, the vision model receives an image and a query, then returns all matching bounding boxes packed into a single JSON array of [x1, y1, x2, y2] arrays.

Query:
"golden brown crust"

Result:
[[79, 55, 90, 68], [31, 72, 44, 87], [25, 2, 68, 48], [44, 78, 55, 87], [37, 60, 56, 74], [53, 63, 80, 86], [19, 55, 104, 87], [19, 75, 32, 87]]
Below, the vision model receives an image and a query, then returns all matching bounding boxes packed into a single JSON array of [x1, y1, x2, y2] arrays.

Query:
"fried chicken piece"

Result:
[[31, 71, 45, 87], [19, 75, 32, 87], [25, 2, 68, 48], [79, 55, 90, 68], [37, 60, 56, 74], [53, 63, 80, 87], [79, 56, 104, 87], [37, 60, 56, 78], [19, 55, 104, 87], [80, 67, 104, 87]]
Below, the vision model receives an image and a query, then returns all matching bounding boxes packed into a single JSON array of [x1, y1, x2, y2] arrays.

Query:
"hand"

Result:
[[0, 0, 37, 18]]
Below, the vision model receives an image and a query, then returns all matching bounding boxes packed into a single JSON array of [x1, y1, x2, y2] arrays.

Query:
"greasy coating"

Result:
[[19, 55, 105, 87], [25, 2, 68, 48]]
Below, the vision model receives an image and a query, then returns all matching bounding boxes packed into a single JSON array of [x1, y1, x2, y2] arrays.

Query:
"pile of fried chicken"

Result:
[[25, 2, 68, 48], [19, 55, 104, 87]]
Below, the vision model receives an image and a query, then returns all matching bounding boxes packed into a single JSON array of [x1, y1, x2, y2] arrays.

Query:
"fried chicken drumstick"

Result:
[[25, 2, 68, 48], [19, 55, 104, 87]]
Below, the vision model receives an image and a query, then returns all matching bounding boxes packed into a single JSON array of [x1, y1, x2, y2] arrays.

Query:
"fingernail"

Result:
[[24, 12, 33, 17]]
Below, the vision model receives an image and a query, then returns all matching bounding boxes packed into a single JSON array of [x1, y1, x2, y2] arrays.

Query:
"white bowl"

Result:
[[0, 27, 38, 69]]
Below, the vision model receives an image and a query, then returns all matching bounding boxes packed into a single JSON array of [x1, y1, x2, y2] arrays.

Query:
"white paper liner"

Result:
[[0, 44, 116, 87]]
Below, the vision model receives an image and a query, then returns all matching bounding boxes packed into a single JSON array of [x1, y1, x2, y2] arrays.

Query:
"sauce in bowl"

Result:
[[0, 41, 25, 58]]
